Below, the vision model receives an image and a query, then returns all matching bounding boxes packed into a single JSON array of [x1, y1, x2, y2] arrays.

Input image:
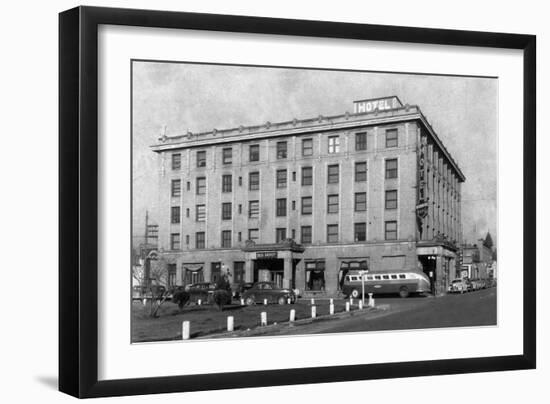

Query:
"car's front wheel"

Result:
[[245, 296, 255, 306], [277, 296, 286, 305], [399, 287, 409, 298]]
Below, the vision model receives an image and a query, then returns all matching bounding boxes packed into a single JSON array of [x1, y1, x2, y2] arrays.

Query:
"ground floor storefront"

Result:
[[158, 238, 460, 296]]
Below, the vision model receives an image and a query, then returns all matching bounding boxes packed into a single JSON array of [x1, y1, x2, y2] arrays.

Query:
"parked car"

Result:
[[132, 285, 167, 300], [186, 282, 216, 304], [448, 279, 469, 294], [232, 282, 255, 299], [242, 281, 296, 305]]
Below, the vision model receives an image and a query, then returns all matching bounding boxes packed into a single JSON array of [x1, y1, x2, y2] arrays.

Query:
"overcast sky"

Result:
[[132, 61, 497, 246]]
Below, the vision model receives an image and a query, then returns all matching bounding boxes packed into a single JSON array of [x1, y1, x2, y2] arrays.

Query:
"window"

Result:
[[301, 226, 312, 244], [385, 221, 398, 240], [276, 228, 287, 243], [327, 224, 338, 243], [386, 128, 398, 148], [292, 200, 296, 210], [302, 138, 313, 156], [197, 150, 206, 167], [249, 144, 260, 161], [302, 166, 313, 185], [301, 197, 312, 215], [249, 200, 259, 218], [186, 208, 190, 218], [292, 171, 296, 182], [171, 153, 181, 170], [238, 232, 242, 242], [168, 264, 177, 287], [391, 275, 398, 279], [276, 198, 287, 217], [399, 274, 406, 279], [222, 174, 232, 193], [355, 132, 367, 151], [355, 192, 367, 211], [238, 204, 242, 214], [385, 190, 398, 209], [355, 161, 367, 182], [276, 169, 287, 188], [328, 136, 340, 153], [276, 141, 287, 159], [196, 177, 206, 194], [248, 228, 259, 242], [385, 159, 398, 179], [170, 233, 180, 250], [195, 232, 206, 249], [222, 148, 232, 164], [221, 230, 232, 248], [327, 164, 339, 184], [354, 222, 366, 242], [291, 229, 296, 239], [238, 176, 242, 186], [383, 275, 390, 280], [171, 179, 181, 197], [171, 206, 180, 224], [249, 172, 260, 191], [186, 181, 191, 191], [195, 205, 206, 222], [222, 202, 232, 220], [186, 235, 189, 245], [234, 262, 245, 284], [327, 194, 339, 214]]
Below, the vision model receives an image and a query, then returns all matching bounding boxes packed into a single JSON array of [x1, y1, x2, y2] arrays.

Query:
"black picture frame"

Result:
[[59, 6, 536, 398]]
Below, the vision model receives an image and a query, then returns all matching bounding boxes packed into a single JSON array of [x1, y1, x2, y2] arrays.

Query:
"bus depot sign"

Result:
[[256, 251, 278, 259], [353, 96, 402, 114]]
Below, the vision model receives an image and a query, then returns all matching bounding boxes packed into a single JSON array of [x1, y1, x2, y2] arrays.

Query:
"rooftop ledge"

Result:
[[150, 104, 465, 182]]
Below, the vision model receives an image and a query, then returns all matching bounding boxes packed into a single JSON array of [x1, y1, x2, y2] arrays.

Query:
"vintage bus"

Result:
[[342, 269, 431, 298]]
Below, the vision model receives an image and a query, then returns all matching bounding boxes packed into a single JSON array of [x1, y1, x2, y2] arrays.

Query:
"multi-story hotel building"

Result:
[[150, 96, 465, 296]]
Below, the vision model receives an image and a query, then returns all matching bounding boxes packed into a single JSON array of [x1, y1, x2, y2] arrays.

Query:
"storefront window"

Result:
[[305, 260, 325, 291], [338, 260, 368, 290]]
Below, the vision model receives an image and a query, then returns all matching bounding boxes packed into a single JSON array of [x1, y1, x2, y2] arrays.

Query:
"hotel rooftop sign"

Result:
[[353, 96, 403, 114]]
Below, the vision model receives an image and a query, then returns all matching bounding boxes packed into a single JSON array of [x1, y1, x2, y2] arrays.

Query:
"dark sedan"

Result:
[[186, 282, 216, 304], [241, 281, 296, 305]]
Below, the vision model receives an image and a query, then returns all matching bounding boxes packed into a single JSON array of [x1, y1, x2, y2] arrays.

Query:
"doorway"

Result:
[[418, 255, 436, 294], [253, 258, 284, 287]]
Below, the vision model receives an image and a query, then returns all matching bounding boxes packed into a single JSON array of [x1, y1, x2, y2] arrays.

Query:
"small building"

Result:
[[149, 96, 465, 296]]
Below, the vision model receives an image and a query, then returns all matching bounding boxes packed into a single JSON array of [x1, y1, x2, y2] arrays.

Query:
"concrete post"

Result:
[[227, 316, 234, 332], [261, 312, 267, 326], [182, 321, 190, 340], [345, 302, 350, 312], [263, 298, 268, 305], [311, 306, 316, 319], [289, 309, 296, 323], [359, 300, 363, 310], [368, 293, 374, 308], [329, 303, 334, 315]]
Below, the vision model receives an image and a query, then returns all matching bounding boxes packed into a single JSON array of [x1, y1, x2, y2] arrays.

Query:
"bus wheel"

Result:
[[351, 289, 360, 299], [399, 287, 409, 298]]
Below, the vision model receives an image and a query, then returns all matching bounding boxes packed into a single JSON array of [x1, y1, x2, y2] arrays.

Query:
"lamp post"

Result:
[[358, 270, 368, 306]]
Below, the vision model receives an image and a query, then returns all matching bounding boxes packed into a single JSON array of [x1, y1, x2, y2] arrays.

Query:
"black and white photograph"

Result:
[[131, 61, 498, 343]]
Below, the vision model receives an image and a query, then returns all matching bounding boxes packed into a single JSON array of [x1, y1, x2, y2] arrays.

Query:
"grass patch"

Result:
[[132, 299, 362, 342]]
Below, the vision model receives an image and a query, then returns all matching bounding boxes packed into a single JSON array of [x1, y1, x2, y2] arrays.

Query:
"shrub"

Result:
[[213, 289, 232, 310], [172, 289, 190, 310]]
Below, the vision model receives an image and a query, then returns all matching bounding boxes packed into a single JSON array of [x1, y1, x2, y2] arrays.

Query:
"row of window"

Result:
[[169, 220, 398, 250], [170, 159, 398, 197], [170, 190, 398, 223], [170, 129, 399, 170]]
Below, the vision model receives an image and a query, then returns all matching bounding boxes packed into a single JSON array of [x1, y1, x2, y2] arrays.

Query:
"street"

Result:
[[272, 287, 497, 336]]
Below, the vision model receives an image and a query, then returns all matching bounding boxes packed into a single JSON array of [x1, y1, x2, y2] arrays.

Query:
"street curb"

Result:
[[196, 304, 390, 339]]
